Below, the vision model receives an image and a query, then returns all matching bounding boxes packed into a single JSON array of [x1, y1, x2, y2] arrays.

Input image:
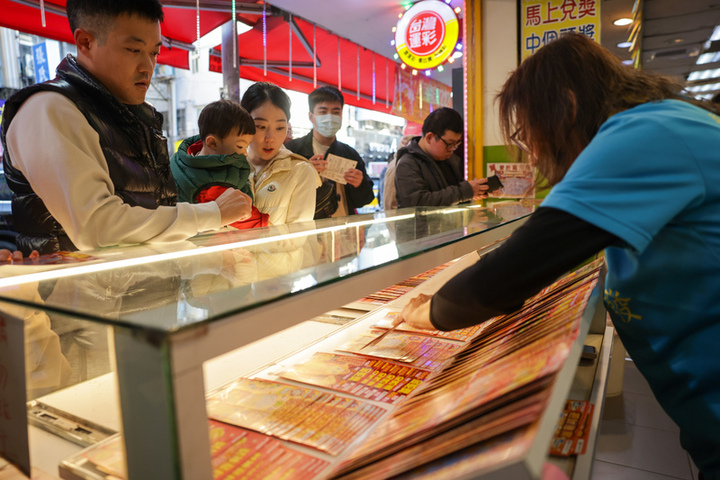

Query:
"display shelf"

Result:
[[2, 203, 557, 479], [55, 254, 608, 480]]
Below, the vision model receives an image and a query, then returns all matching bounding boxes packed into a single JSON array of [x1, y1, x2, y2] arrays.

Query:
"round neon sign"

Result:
[[395, 1, 459, 70]]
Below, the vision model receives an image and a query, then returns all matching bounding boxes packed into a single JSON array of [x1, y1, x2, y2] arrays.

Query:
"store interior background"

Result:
[[1, 1, 720, 479]]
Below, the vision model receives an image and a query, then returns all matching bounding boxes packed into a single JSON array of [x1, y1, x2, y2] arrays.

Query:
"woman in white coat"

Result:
[[240, 82, 320, 225]]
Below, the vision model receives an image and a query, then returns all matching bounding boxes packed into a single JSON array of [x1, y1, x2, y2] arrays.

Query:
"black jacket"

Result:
[[285, 131, 374, 218], [394, 138, 473, 208], [1, 55, 176, 255]]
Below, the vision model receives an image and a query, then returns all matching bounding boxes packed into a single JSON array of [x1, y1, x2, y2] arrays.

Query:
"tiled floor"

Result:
[[591, 358, 700, 480]]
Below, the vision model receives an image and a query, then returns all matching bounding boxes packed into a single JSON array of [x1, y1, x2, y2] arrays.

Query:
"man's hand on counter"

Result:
[[0, 249, 39, 263], [215, 188, 253, 225]]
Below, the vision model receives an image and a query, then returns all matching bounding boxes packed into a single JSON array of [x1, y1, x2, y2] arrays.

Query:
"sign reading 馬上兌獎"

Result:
[[521, 0, 601, 60]]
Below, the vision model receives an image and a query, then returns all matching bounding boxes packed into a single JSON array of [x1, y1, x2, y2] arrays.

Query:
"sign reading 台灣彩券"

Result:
[[395, 0, 459, 70], [521, 0, 601, 60]]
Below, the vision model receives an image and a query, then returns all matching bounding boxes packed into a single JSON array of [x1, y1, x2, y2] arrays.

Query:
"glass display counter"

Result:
[[0, 202, 609, 479]]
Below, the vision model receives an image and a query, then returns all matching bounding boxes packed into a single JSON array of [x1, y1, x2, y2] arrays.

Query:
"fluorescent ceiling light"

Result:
[[613, 18, 633, 26], [686, 82, 720, 92], [193, 21, 253, 49], [696, 52, 720, 65], [617, 41, 632, 49], [711, 25, 720, 42], [687, 67, 720, 82]]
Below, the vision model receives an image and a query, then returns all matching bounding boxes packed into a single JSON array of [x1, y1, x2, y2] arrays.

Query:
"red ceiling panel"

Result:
[[0, 1, 403, 113]]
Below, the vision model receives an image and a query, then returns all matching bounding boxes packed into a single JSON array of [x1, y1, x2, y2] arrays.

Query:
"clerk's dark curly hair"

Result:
[[498, 33, 715, 186]]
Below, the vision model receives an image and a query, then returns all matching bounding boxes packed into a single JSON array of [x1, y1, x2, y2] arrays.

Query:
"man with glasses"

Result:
[[395, 107, 489, 207]]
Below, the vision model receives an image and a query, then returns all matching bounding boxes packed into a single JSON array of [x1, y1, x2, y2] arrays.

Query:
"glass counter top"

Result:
[[0, 203, 535, 332]]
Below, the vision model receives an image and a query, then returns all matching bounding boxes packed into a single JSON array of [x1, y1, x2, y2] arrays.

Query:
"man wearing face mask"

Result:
[[285, 86, 374, 219]]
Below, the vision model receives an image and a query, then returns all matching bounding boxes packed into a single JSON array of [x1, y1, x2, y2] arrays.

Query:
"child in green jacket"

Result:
[[171, 100, 268, 228]]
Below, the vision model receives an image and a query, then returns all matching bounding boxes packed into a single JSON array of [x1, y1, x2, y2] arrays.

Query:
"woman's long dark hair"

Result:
[[498, 33, 710, 186]]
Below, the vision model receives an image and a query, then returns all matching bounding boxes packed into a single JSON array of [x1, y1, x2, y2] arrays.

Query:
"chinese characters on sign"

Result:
[[32, 42, 51, 83], [487, 163, 535, 198], [395, 0, 459, 70], [392, 67, 453, 125], [521, 0, 600, 60]]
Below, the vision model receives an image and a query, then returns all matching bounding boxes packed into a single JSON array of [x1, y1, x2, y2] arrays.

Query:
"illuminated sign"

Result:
[[395, 1, 459, 70], [521, 0, 601, 60]]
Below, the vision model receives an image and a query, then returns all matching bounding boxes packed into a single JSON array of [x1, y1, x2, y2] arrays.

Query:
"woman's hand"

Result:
[[395, 293, 435, 330]]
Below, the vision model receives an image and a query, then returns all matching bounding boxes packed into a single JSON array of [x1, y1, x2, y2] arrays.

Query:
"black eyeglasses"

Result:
[[510, 129, 530, 153], [435, 134, 462, 151]]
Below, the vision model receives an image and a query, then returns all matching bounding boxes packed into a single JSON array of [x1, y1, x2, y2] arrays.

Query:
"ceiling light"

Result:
[[688, 67, 720, 82], [617, 41, 632, 49], [697, 52, 720, 65], [711, 25, 720, 42], [622, 59, 633, 65], [613, 18, 632, 26]]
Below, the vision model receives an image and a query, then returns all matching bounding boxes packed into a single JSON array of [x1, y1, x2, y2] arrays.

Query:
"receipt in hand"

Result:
[[321, 153, 357, 184]]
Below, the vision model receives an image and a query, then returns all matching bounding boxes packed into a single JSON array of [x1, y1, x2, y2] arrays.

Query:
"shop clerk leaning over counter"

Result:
[[397, 33, 720, 480], [240, 82, 320, 225], [1, 0, 252, 256]]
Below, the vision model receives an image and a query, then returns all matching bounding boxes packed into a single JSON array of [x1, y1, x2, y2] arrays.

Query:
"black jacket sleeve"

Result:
[[430, 206, 620, 331], [342, 147, 375, 212]]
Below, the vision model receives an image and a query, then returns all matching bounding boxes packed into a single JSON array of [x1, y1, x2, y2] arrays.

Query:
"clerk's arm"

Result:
[[6, 92, 224, 250], [427, 207, 620, 330]]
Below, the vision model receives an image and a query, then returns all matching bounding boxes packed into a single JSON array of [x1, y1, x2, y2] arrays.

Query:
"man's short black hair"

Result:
[[198, 100, 255, 142], [422, 107, 463, 137], [308, 86, 344, 112], [66, 0, 164, 39]]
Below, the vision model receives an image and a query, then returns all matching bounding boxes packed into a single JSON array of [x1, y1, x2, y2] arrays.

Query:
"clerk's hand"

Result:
[[469, 178, 490, 199], [395, 293, 435, 330], [344, 168, 363, 188], [215, 188, 253, 225], [0, 249, 39, 263], [309, 154, 328, 173]]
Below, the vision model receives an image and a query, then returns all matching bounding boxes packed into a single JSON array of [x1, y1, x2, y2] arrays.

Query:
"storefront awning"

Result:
[[0, 0, 453, 118]]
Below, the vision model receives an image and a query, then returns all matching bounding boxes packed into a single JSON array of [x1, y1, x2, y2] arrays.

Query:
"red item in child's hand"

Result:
[[196, 185, 269, 229]]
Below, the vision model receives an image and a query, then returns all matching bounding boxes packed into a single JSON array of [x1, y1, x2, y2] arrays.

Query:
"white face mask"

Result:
[[314, 114, 343, 138]]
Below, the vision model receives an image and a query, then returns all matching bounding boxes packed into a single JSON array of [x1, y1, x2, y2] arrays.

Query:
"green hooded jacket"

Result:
[[170, 135, 253, 203]]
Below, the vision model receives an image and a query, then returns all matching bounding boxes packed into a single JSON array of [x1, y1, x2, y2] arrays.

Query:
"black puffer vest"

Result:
[[0, 55, 176, 255]]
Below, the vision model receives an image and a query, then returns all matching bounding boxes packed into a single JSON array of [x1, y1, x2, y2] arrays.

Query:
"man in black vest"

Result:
[[285, 86, 374, 219], [1, 0, 252, 255]]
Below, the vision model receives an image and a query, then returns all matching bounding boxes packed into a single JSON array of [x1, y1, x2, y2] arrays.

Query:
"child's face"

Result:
[[213, 133, 255, 156]]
